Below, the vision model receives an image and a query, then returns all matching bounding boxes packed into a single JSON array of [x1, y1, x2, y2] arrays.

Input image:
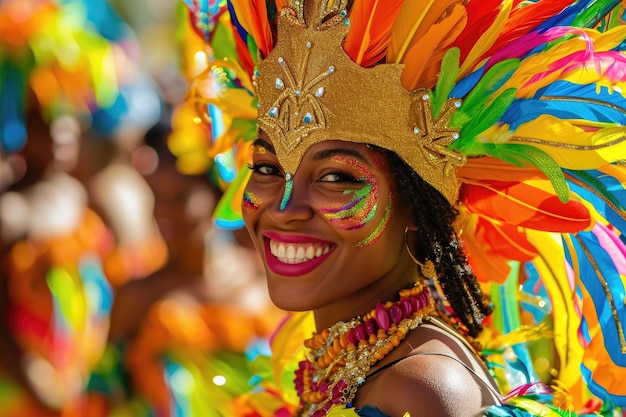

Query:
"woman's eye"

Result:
[[248, 163, 282, 176], [318, 171, 361, 183]]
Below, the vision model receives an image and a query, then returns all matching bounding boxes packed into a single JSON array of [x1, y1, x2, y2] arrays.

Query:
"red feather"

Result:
[[485, 0, 576, 59], [451, 0, 502, 64], [461, 179, 591, 233]]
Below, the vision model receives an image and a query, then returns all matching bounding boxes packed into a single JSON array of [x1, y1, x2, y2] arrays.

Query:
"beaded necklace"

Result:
[[294, 284, 435, 417]]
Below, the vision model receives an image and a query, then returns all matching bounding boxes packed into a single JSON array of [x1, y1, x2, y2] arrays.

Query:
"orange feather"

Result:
[[388, 0, 463, 64], [456, 214, 517, 283], [399, 3, 467, 90], [343, 0, 405, 66]]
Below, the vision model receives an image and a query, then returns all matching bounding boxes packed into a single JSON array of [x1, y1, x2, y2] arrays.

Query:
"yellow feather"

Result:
[[507, 115, 626, 169]]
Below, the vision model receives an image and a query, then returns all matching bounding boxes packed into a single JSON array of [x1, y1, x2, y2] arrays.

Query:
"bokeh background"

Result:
[[0, 1, 287, 415]]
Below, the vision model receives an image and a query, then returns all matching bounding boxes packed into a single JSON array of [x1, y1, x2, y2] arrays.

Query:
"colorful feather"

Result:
[[387, 0, 462, 64], [343, 0, 404, 67], [461, 178, 590, 232], [399, 4, 467, 90], [486, 0, 575, 59], [227, 0, 273, 56], [450, 0, 502, 63], [459, 0, 514, 76], [563, 225, 626, 405]]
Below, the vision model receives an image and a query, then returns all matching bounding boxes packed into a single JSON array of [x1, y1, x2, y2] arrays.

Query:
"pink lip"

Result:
[[262, 232, 335, 277]]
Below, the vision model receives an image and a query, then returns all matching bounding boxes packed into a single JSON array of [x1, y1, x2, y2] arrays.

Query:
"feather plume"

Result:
[[462, 178, 591, 232], [399, 4, 467, 90], [343, 0, 404, 67], [459, 0, 514, 76], [571, 0, 624, 28], [455, 212, 516, 283], [227, 0, 273, 56], [452, 0, 502, 63], [509, 116, 626, 170], [387, 0, 462, 64], [486, 0, 576, 59]]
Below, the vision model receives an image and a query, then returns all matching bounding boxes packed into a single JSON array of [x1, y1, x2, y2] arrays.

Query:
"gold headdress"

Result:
[[179, 0, 626, 411], [256, 0, 465, 202]]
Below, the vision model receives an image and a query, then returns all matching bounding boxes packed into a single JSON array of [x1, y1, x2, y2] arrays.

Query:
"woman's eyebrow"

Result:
[[252, 138, 276, 154], [312, 148, 366, 162]]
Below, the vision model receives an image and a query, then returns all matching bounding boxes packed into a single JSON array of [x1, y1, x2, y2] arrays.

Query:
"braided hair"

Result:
[[382, 148, 492, 337]]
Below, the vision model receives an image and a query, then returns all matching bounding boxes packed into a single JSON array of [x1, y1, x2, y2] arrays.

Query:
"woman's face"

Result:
[[242, 133, 416, 317]]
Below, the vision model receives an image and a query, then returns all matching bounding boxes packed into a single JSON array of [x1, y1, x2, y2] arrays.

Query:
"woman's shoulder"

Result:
[[354, 322, 500, 417], [362, 352, 486, 416]]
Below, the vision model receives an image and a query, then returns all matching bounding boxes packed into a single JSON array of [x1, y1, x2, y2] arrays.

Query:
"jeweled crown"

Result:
[[256, 0, 466, 203]]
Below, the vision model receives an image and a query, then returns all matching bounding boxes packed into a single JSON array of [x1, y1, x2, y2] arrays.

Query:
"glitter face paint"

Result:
[[318, 155, 392, 247], [356, 194, 392, 247], [280, 174, 293, 211], [242, 191, 262, 214]]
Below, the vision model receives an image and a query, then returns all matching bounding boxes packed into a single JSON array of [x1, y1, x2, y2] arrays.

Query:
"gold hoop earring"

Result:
[[404, 227, 437, 280]]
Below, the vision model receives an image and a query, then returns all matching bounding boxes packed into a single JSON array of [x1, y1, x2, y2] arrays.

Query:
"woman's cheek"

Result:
[[242, 190, 263, 215], [316, 155, 388, 246]]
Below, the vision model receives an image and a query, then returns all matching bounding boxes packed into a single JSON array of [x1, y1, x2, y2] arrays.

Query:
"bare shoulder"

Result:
[[361, 353, 485, 417], [353, 324, 500, 417]]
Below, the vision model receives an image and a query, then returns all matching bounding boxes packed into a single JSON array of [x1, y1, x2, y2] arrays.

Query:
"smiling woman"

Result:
[[177, 0, 626, 416]]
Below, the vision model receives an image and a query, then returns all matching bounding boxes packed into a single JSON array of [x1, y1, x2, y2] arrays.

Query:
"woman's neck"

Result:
[[313, 261, 420, 331]]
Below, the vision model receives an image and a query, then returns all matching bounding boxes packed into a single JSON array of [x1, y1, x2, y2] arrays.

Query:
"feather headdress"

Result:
[[178, 0, 626, 413]]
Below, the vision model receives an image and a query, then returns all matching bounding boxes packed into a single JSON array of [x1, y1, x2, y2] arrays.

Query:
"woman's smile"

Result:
[[263, 231, 336, 277]]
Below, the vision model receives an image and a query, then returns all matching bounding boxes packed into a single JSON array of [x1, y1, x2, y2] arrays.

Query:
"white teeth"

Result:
[[269, 239, 333, 264]]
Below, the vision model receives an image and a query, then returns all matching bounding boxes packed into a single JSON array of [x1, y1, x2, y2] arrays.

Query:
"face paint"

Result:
[[355, 193, 392, 247], [279, 173, 293, 211], [318, 155, 394, 247], [243, 191, 262, 213], [318, 155, 378, 228]]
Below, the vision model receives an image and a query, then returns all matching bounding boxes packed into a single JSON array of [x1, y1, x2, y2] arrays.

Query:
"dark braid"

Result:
[[383, 149, 492, 337]]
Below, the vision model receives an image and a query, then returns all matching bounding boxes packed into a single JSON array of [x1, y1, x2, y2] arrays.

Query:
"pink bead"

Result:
[[353, 323, 366, 341], [364, 319, 377, 335], [375, 302, 390, 330], [400, 300, 412, 318], [389, 305, 402, 324], [347, 329, 356, 345]]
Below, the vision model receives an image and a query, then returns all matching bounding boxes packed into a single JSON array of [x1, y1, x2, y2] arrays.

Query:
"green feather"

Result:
[[487, 143, 570, 202], [212, 22, 237, 61], [452, 88, 517, 148], [450, 59, 519, 129], [431, 48, 460, 119], [571, 0, 622, 28]]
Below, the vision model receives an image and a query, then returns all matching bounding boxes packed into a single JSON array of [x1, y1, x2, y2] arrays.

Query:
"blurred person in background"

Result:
[[0, 0, 166, 414], [97, 113, 285, 416]]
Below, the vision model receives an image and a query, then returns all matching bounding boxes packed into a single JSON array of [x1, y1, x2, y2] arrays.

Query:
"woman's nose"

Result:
[[265, 176, 314, 224]]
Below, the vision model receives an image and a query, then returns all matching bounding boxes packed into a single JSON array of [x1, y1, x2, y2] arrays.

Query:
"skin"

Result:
[[242, 132, 500, 416]]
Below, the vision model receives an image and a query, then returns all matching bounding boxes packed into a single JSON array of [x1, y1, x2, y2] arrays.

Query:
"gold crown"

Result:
[[256, 0, 466, 203]]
